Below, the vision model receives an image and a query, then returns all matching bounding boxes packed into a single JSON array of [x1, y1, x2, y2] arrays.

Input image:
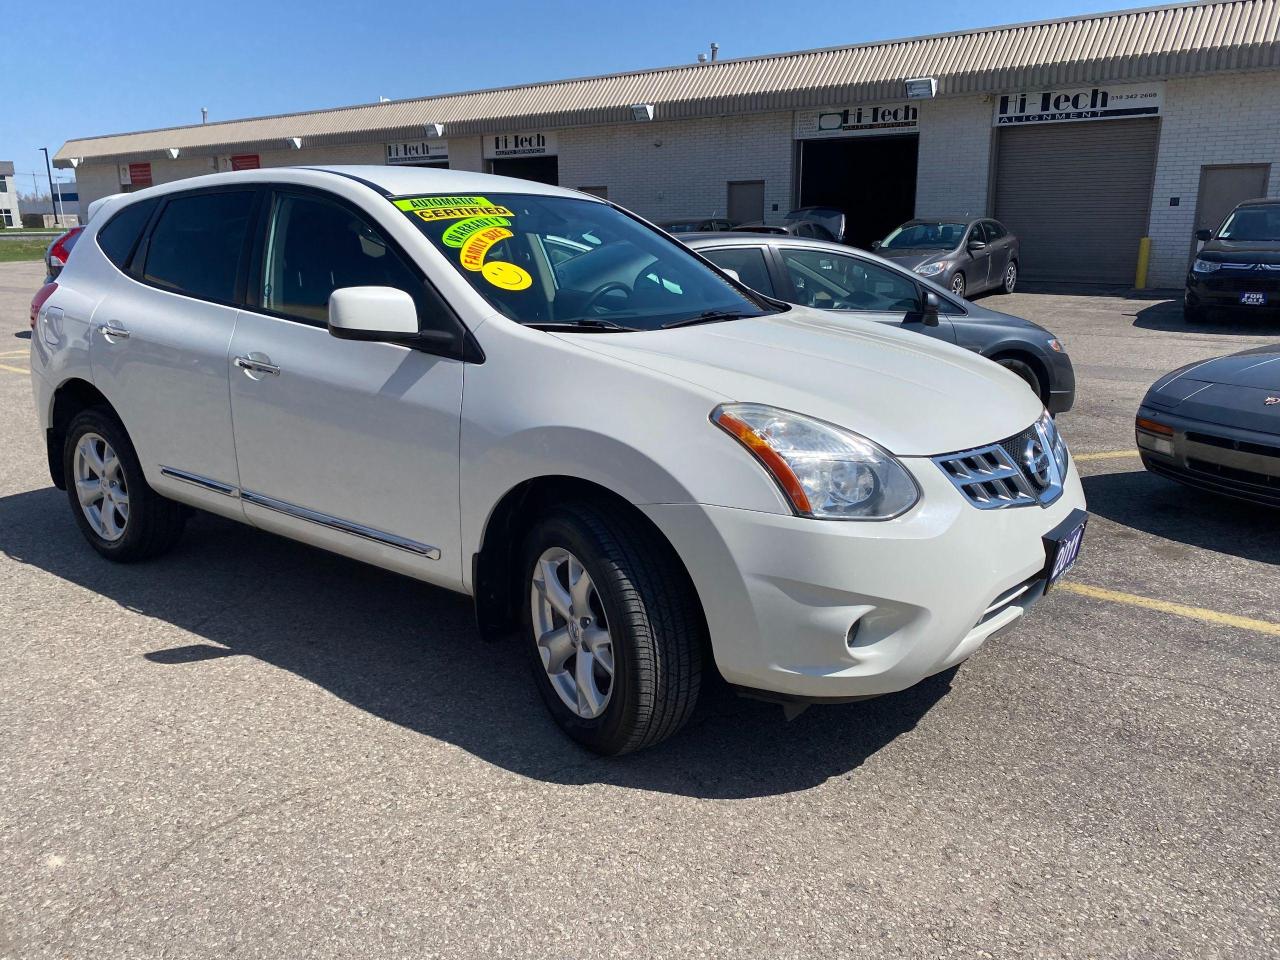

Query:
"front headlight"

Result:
[[711, 403, 920, 520], [914, 261, 948, 277], [1191, 258, 1221, 274]]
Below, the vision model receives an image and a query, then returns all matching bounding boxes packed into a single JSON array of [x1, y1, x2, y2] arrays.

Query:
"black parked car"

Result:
[[1186, 199, 1280, 322], [871, 217, 1020, 300], [684, 232, 1074, 413], [1137, 345, 1280, 506], [659, 217, 737, 234]]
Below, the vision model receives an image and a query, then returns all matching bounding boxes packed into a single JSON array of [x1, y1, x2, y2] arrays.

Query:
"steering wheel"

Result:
[[583, 281, 633, 314]]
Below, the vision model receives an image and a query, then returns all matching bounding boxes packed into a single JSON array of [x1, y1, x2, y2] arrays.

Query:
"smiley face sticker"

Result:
[[482, 261, 532, 291]]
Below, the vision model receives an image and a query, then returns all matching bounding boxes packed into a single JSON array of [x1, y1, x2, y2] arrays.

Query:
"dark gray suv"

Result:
[[683, 231, 1073, 413]]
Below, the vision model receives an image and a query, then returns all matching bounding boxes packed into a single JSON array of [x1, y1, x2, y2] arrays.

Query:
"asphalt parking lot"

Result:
[[1, 260, 1277, 958]]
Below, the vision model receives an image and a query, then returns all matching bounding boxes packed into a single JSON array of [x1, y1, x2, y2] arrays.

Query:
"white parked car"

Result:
[[28, 167, 1087, 754]]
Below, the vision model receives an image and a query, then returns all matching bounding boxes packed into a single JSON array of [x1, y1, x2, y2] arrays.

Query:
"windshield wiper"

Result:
[[524, 319, 639, 333], [661, 310, 756, 330]]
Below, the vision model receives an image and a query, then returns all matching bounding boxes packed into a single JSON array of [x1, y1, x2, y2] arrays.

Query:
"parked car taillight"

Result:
[[30, 282, 58, 328], [47, 227, 83, 271]]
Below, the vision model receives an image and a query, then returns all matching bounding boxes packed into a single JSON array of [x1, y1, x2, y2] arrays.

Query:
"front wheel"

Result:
[[521, 503, 703, 755], [996, 357, 1044, 403], [950, 272, 967, 298], [63, 408, 186, 561]]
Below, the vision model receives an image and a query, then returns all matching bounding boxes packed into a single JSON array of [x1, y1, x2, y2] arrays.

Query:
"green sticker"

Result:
[[393, 195, 493, 212], [442, 216, 513, 248]]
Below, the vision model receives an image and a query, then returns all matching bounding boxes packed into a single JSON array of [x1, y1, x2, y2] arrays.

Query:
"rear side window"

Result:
[[985, 221, 1007, 240], [701, 246, 776, 296], [96, 198, 158, 269], [143, 191, 256, 302]]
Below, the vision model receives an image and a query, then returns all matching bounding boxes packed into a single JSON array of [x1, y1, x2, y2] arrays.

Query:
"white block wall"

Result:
[[558, 113, 794, 224], [1147, 72, 1280, 287], [914, 96, 994, 219]]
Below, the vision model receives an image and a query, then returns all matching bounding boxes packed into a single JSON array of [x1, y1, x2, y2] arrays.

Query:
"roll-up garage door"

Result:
[[994, 118, 1158, 284]]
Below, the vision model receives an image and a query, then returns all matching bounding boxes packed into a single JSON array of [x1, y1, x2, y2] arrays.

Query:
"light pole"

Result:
[[39, 147, 63, 227]]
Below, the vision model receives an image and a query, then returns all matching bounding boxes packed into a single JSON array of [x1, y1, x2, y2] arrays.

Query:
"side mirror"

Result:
[[721, 267, 742, 283], [1195, 228, 1212, 242], [328, 286, 455, 350], [920, 291, 941, 327], [870, 239, 882, 250], [967, 239, 988, 252]]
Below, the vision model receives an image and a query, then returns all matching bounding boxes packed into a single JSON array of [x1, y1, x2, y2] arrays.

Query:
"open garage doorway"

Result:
[[488, 155, 559, 185], [797, 134, 917, 249]]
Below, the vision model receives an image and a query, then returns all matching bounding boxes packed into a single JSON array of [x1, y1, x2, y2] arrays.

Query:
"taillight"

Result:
[[48, 227, 82, 268], [30, 282, 57, 329]]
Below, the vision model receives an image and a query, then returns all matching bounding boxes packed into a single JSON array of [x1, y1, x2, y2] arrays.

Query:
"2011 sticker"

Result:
[[442, 216, 512, 248], [482, 261, 532, 291], [460, 227, 513, 271]]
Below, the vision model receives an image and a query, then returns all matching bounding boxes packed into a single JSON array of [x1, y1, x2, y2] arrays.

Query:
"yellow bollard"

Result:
[[1134, 236, 1151, 290]]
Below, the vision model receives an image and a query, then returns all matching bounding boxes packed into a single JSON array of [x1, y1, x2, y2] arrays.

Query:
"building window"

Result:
[[0, 177, 8, 193], [1, 211, 13, 227]]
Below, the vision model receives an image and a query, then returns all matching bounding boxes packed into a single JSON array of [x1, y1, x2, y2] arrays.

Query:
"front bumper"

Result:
[[1046, 347, 1076, 414], [642, 456, 1086, 700], [1137, 405, 1280, 507], [1186, 272, 1280, 314]]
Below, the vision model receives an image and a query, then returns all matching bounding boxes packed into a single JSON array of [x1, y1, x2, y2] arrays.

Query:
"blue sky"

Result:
[[2, 0, 1129, 195]]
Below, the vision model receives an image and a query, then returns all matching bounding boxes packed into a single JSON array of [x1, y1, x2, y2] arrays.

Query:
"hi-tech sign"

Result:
[[795, 103, 918, 139], [993, 83, 1163, 126], [386, 140, 450, 165], [483, 131, 558, 158]]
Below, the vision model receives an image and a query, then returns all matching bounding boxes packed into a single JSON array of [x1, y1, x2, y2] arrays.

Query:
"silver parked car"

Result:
[[872, 218, 1019, 299]]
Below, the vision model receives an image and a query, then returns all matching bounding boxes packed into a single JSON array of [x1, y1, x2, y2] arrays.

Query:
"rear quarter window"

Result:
[[96, 198, 159, 269], [143, 191, 256, 302]]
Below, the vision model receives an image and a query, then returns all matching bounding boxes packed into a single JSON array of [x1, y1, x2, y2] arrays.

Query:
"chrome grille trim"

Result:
[[934, 415, 1068, 510]]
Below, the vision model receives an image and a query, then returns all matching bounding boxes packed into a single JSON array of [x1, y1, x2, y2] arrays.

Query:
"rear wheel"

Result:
[[1000, 260, 1018, 294], [63, 408, 186, 561], [521, 503, 703, 755], [950, 272, 967, 298]]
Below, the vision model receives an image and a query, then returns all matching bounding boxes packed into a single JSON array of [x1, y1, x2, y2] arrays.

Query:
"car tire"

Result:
[[1000, 260, 1018, 294], [63, 407, 187, 562], [995, 356, 1044, 403], [950, 272, 966, 298], [521, 502, 703, 755]]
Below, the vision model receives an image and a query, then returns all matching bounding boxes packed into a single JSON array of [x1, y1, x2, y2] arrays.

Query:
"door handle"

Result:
[[97, 320, 130, 341], [234, 354, 280, 377]]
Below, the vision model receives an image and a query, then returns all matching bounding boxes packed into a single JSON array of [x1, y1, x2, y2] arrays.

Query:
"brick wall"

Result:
[[558, 113, 794, 224], [914, 96, 994, 219], [1147, 72, 1280, 287]]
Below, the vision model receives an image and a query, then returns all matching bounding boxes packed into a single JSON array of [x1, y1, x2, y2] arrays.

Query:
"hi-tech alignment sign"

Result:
[[993, 83, 1163, 126]]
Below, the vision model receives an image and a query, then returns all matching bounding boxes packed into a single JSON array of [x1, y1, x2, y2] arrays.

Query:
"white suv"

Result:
[[29, 167, 1086, 754]]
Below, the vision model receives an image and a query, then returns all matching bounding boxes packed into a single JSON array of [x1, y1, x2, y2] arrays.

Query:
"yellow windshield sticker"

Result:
[[460, 227, 513, 271], [414, 204, 514, 222], [393, 195, 492, 212], [482, 261, 532, 291], [442, 216, 512, 248]]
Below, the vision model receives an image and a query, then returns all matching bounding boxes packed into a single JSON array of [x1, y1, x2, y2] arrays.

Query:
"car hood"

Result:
[[1198, 239, 1280, 263], [1145, 346, 1280, 432], [562, 306, 1043, 456]]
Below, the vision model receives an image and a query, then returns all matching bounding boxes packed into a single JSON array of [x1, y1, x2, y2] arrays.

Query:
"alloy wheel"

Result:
[[1004, 262, 1017, 293], [530, 547, 615, 719], [73, 432, 129, 542], [951, 274, 966, 297]]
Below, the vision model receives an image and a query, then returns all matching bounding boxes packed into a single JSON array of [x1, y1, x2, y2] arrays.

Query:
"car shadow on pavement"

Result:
[[1131, 299, 1280, 336], [0, 486, 952, 799], [1082, 469, 1280, 564]]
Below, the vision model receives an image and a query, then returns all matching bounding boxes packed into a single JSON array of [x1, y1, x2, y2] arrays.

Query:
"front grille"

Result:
[[1206, 276, 1280, 293], [935, 416, 1068, 510], [1187, 458, 1280, 490]]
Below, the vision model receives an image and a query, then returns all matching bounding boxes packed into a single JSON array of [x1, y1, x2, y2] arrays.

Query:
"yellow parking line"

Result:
[[1059, 582, 1280, 637], [0, 363, 28, 374], [0, 350, 30, 358], [1073, 450, 1139, 462]]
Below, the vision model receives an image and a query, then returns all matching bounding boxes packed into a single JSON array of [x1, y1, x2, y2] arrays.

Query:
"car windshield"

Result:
[[1219, 207, 1280, 242], [880, 221, 967, 250], [396, 193, 775, 331]]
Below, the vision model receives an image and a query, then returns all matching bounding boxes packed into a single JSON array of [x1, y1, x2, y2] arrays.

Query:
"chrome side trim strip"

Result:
[[159, 466, 240, 497], [240, 489, 441, 560]]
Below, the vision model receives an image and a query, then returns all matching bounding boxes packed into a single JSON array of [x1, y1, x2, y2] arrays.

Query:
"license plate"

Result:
[[1240, 292, 1267, 306], [1042, 510, 1088, 591]]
